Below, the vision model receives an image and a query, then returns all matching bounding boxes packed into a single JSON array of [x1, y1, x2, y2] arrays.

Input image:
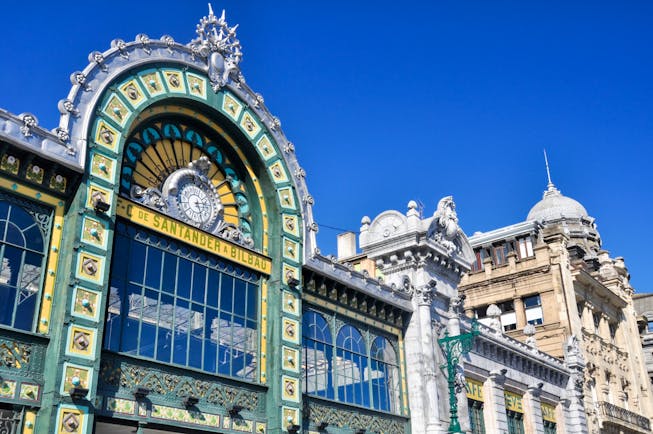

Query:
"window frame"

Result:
[[104, 222, 260, 381], [301, 307, 402, 414], [0, 195, 51, 332]]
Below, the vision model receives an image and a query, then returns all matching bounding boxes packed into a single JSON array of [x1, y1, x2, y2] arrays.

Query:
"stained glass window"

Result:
[[0, 198, 50, 331], [104, 222, 259, 381]]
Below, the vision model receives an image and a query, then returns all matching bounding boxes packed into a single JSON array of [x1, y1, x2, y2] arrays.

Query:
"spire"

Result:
[[543, 149, 554, 190]]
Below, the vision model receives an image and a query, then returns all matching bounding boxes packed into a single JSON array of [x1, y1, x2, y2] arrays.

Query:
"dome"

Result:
[[527, 183, 588, 222]]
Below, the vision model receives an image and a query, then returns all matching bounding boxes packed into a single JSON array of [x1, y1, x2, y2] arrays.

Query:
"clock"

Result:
[[161, 160, 224, 231], [177, 182, 214, 225]]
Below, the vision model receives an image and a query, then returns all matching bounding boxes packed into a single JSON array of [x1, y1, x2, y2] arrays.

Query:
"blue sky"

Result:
[[2, 1, 652, 292]]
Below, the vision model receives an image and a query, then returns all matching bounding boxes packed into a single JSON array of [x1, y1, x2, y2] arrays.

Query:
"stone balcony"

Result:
[[598, 401, 651, 433]]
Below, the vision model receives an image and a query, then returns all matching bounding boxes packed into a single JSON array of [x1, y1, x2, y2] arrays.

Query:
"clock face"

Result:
[[178, 183, 213, 224]]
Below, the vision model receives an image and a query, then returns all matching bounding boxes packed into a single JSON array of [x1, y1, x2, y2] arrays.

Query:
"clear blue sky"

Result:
[[2, 2, 652, 292]]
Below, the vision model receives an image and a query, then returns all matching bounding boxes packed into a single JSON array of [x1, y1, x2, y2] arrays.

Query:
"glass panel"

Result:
[[105, 285, 123, 351], [173, 299, 189, 365], [24, 225, 43, 252], [161, 255, 177, 294], [189, 303, 204, 369], [144, 248, 162, 289], [128, 242, 146, 284], [220, 275, 234, 313], [105, 225, 259, 380], [191, 265, 206, 304], [233, 279, 247, 317], [4, 223, 25, 247]]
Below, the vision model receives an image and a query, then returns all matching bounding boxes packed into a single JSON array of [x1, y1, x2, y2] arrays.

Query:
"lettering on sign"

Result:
[[465, 378, 484, 402], [541, 403, 556, 422], [504, 391, 523, 413], [116, 198, 271, 274]]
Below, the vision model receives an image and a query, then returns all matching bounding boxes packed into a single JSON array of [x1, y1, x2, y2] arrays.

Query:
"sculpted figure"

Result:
[[427, 196, 460, 253]]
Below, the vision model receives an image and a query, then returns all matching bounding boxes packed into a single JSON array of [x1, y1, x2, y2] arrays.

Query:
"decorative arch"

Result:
[[49, 9, 315, 431]]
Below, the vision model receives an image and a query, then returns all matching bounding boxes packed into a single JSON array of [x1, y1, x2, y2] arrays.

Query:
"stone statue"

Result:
[[427, 196, 460, 254]]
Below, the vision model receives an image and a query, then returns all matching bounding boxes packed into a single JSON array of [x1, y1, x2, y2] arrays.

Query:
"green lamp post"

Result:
[[438, 319, 479, 433]]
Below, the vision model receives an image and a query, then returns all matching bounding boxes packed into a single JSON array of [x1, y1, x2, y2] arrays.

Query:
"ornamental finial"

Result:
[[190, 5, 242, 62], [190, 5, 243, 90]]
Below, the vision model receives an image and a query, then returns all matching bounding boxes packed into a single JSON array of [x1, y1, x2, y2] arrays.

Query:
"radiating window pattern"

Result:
[[468, 399, 485, 434], [104, 222, 259, 381], [302, 309, 401, 413], [0, 198, 49, 331]]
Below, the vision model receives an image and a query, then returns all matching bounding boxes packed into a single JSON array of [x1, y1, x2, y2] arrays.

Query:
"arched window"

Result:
[[336, 325, 368, 406], [0, 198, 49, 331], [302, 311, 334, 399], [104, 223, 259, 381], [370, 336, 400, 412]]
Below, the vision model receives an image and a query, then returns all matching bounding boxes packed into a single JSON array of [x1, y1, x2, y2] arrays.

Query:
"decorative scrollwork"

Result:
[[307, 400, 405, 432], [99, 356, 262, 412]]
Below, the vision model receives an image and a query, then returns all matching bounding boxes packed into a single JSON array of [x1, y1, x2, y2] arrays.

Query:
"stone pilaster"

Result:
[[523, 383, 544, 434], [483, 369, 508, 433]]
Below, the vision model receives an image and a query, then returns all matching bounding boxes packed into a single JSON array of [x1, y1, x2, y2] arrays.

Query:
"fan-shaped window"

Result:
[[336, 325, 368, 406], [302, 311, 334, 399], [370, 337, 400, 412], [0, 198, 50, 331], [104, 222, 259, 381]]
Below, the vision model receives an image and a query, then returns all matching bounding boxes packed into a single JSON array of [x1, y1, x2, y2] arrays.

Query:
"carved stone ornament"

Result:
[[89, 50, 108, 71], [415, 285, 434, 306], [427, 195, 461, 254], [111, 38, 129, 59], [189, 5, 243, 91], [487, 304, 503, 335], [58, 99, 79, 116], [70, 71, 91, 91], [19, 113, 37, 137]]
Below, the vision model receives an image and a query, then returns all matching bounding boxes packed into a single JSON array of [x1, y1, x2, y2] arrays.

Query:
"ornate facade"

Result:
[[0, 7, 416, 434], [339, 198, 585, 434], [459, 180, 653, 433]]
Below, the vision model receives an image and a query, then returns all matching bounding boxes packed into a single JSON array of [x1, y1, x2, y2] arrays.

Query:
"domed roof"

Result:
[[527, 183, 588, 222]]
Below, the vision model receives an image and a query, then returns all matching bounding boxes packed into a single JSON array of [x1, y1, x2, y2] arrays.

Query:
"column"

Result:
[[523, 383, 544, 434], [483, 369, 508, 434], [405, 294, 428, 434], [417, 286, 445, 434], [514, 297, 526, 330]]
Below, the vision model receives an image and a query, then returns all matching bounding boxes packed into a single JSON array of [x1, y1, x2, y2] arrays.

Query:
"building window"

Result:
[[543, 421, 556, 434], [647, 321, 653, 333], [104, 222, 259, 381], [302, 311, 334, 399], [468, 399, 485, 434], [517, 237, 534, 259], [370, 336, 401, 413], [523, 295, 543, 325], [498, 300, 516, 331], [593, 312, 601, 334], [609, 323, 617, 344], [471, 250, 484, 272], [0, 197, 51, 332], [302, 308, 401, 413], [492, 244, 509, 267], [506, 410, 525, 434]]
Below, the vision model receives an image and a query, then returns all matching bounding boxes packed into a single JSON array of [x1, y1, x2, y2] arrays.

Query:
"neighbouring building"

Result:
[[634, 293, 653, 386], [459, 179, 653, 434], [339, 198, 586, 434]]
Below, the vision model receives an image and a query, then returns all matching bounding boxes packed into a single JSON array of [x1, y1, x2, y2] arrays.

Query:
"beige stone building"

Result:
[[459, 180, 653, 433]]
